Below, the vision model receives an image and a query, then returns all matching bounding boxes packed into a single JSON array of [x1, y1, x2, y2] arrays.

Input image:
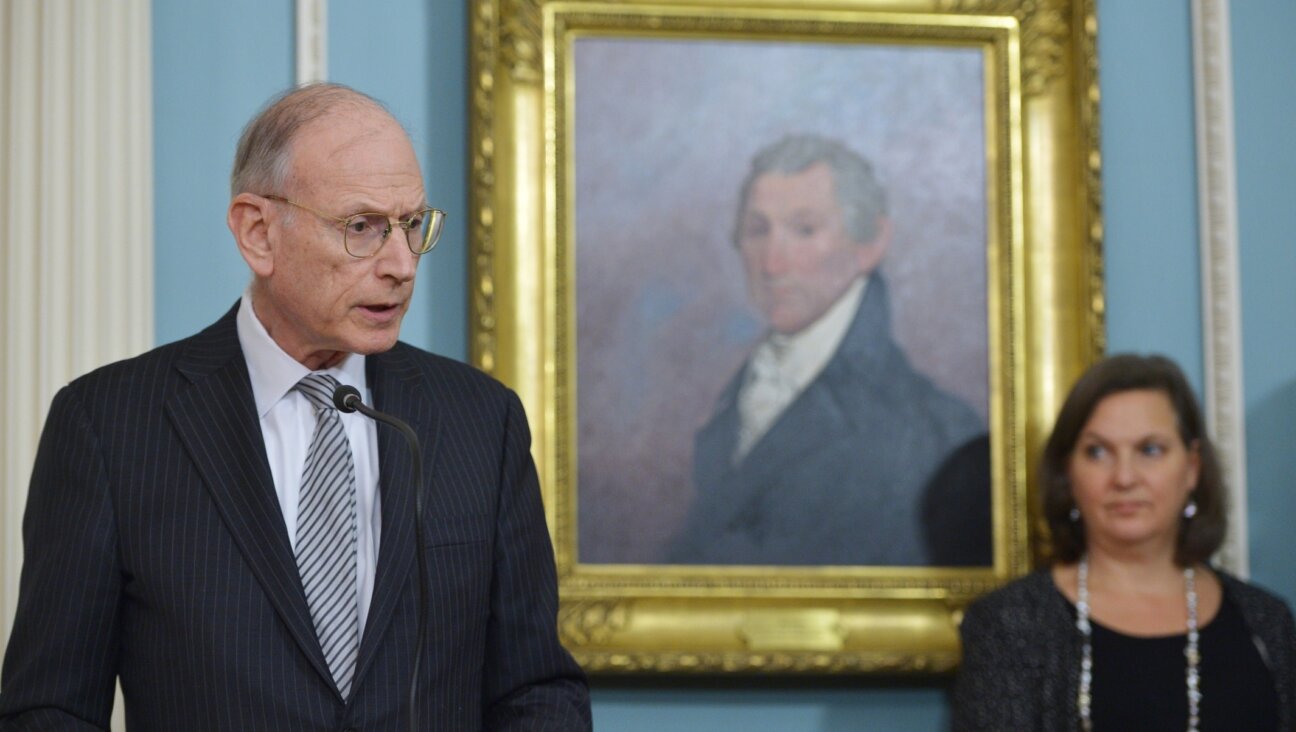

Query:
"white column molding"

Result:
[[296, 0, 328, 84], [1, 0, 154, 683], [1191, 0, 1248, 577]]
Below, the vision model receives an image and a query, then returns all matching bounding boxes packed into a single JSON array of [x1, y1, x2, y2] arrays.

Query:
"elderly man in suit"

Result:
[[669, 134, 990, 567], [0, 84, 590, 731]]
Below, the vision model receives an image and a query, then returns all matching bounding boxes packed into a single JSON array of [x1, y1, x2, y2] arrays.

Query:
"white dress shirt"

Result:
[[734, 276, 868, 463], [235, 291, 381, 636]]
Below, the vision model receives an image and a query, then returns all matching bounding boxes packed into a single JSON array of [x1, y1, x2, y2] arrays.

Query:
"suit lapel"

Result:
[[736, 379, 853, 486], [163, 307, 337, 692], [733, 276, 900, 485], [352, 345, 441, 690], [697, 283, 895, 529], [693, 377, 852, 535], [689, 362, 835, 534], [693, 370, 743, 491]]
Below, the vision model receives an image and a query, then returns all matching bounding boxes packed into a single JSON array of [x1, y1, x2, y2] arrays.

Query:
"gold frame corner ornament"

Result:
[[469, 0, 1102, 674]]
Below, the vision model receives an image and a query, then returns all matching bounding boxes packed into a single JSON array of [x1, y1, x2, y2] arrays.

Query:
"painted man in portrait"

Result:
[[668, 134, 991, 566]]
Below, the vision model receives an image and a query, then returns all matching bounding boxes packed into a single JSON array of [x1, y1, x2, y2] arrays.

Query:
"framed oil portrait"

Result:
[[469, 0, 1103, 673]]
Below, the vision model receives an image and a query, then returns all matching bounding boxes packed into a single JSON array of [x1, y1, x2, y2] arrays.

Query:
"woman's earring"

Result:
[[1069, 507, 1081, 522], [1183, 500, 1198, 519]]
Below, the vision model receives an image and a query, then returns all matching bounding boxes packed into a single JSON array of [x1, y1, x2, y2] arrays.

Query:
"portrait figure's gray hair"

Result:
[[230, 82, 393, 197], [736, 134, 889, 244]]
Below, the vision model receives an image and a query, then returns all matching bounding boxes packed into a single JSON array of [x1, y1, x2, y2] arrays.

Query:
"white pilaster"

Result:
[[1192, 0, 1248, 576], [296, 0, 328, 84], [1, 0, 153, 670]]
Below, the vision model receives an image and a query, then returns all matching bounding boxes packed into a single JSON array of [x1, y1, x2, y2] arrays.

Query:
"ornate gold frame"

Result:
[[469, 0, 1102, 673]]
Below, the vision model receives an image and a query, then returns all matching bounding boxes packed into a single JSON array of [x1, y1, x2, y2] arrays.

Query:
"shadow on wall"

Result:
[[1244, 376, 1296, 606]]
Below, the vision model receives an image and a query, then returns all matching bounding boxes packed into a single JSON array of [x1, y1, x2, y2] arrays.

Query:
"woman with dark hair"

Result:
[[953, 354, 1296, 730]]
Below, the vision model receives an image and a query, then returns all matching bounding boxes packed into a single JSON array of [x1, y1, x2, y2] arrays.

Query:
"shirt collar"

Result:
[[756, 275, 868, 391], [236, 288, 368, 418]]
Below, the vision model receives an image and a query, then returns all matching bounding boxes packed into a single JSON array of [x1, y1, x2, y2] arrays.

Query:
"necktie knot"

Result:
[[296, 373, 341, 412]]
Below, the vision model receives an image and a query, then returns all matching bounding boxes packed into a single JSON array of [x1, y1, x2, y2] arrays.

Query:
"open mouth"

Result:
[[359, 303, 402, 320]]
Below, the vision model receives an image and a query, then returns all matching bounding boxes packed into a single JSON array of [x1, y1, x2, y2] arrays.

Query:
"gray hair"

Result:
[[736, 134, 888, 244], [230, 82, 394, 197]]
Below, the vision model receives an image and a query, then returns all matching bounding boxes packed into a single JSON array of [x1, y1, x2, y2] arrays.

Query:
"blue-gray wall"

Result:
[[1232, 0, 1296, 602], [153, 1, 1296, 728]]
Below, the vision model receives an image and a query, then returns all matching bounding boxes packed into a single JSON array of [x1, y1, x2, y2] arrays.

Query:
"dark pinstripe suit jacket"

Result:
[[0, 306, 591, 731]]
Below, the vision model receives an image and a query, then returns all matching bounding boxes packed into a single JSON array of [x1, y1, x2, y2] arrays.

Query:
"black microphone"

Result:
[[332, 384, 428, 732], [332, 384, 364, 413]]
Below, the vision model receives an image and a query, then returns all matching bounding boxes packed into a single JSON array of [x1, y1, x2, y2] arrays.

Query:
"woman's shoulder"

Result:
[[968, 569, 1060, 611], [1216, 569, 1296, 626], [963, 569, 1069, 634]]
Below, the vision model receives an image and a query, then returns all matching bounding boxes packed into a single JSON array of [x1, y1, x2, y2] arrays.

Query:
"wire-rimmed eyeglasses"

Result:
[[262, 194, 446, 258]]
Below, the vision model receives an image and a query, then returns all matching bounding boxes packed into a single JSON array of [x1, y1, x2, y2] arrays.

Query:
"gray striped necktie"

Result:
[[294, 373, 359, 699]]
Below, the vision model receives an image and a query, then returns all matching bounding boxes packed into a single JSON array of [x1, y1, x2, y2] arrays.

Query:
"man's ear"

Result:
[[228, 193, 275, 277], [854, 216, 892, 274]]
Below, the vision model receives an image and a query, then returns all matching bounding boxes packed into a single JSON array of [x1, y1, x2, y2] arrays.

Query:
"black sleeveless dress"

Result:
[[1082, 590, 1279, 730]]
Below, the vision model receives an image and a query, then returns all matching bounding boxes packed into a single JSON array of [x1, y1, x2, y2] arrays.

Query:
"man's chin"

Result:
[[344, 325, 403, 355], [766, 312, 815, 336], [353, 337, 401, 355], [757, 297, 816, 335]]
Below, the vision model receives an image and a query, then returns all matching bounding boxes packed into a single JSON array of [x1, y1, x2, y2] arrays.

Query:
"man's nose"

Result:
[[759, 231, 795, 274], [374, 230, 419, 282]]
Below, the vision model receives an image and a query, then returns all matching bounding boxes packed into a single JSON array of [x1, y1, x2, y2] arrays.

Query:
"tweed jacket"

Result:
[[953, 568, 1296, 731], [0, 306, 591, 731]]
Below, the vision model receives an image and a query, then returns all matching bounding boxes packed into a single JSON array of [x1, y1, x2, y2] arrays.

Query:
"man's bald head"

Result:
[[230, 82, 406, 198]]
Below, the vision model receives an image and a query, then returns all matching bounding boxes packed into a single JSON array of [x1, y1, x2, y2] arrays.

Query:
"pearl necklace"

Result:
[[1076, 555, 1200, 731]]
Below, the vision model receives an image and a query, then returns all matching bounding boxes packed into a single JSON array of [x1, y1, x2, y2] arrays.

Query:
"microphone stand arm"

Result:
[[335, 388, 427, 732]]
